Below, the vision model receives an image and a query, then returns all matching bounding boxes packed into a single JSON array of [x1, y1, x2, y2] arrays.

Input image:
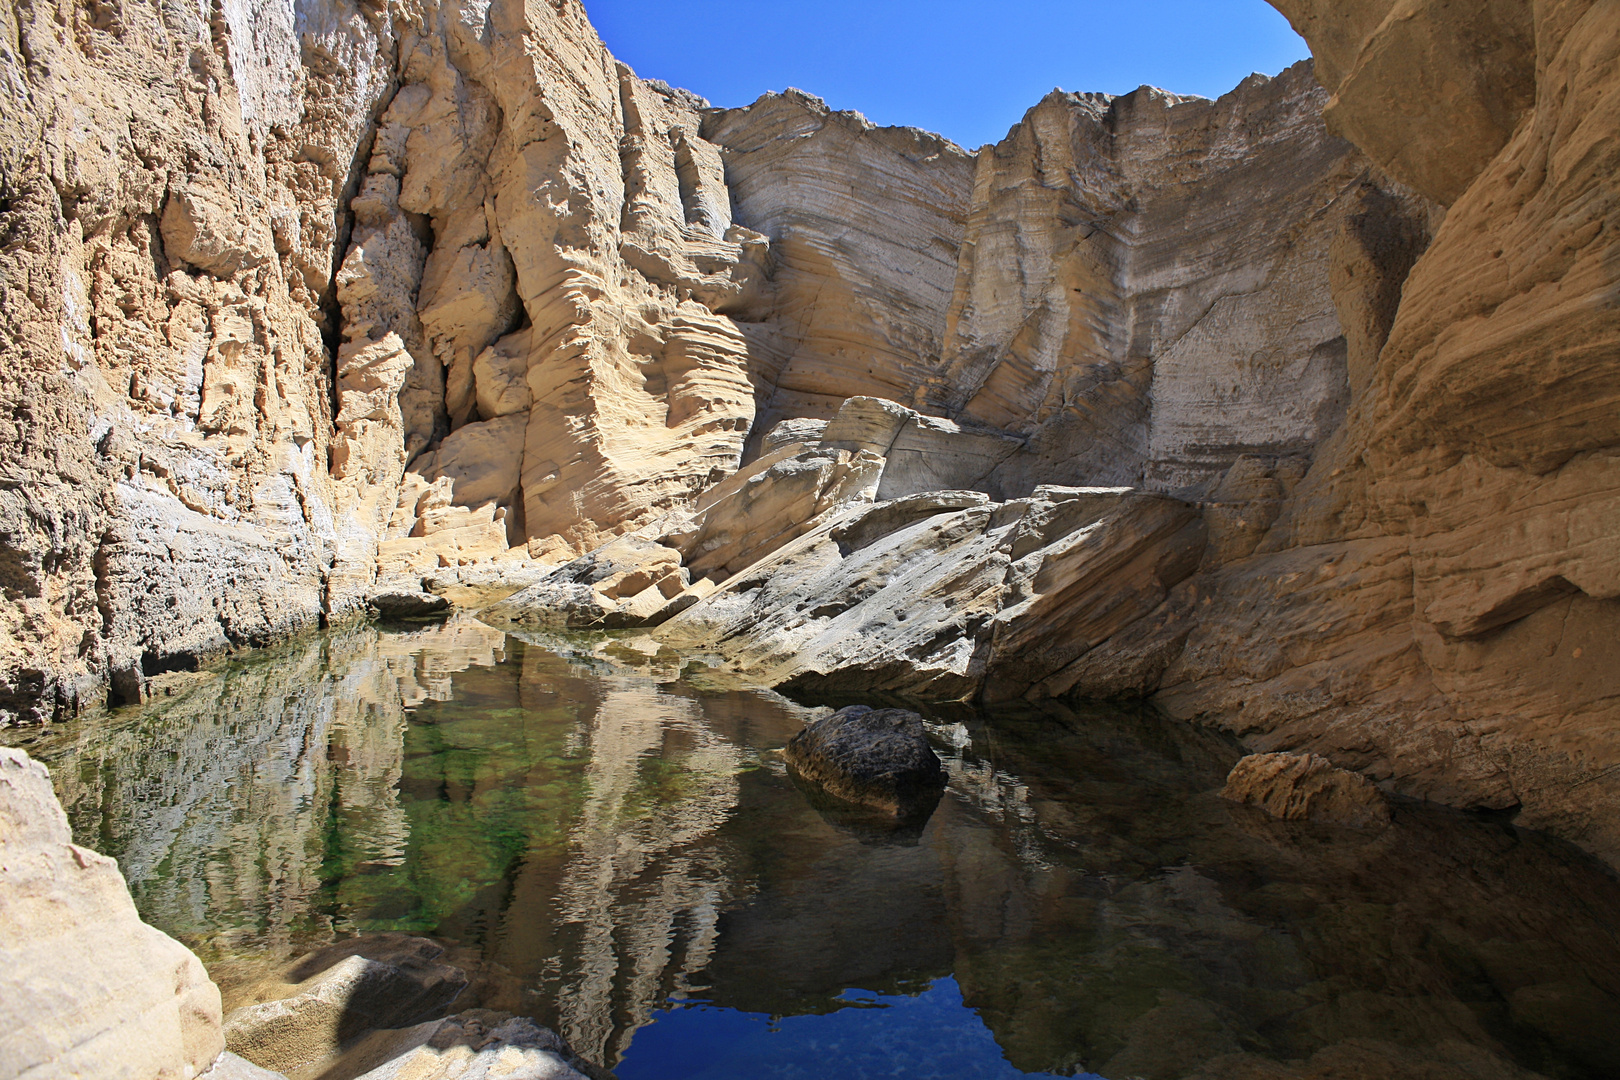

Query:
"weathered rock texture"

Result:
[[0, 747, 224, 1079], [781, 705, 947, 815], [484, 1, 1620, 872], [1220, 751, 1392, 829], [223, 937, 466, 1076], [0, 0, 784, 717], [1, 0, 1616, 877]]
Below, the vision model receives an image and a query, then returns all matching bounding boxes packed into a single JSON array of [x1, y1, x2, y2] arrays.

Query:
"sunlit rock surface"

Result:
[[0, 0, 1615, 887]]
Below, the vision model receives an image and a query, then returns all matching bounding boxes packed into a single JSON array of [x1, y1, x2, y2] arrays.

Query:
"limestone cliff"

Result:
[[0, 0, 777, 716], [1, 0, 1616, 872]]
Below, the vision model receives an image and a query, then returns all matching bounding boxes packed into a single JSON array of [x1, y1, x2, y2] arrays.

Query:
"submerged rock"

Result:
[[1221, 752, 1392, 829], [783, 705, 948, 817], [224, 935, 468, 1076]]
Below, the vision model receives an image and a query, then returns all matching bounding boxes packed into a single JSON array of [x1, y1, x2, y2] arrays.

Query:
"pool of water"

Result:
[[7, 619, 1620, 1079]]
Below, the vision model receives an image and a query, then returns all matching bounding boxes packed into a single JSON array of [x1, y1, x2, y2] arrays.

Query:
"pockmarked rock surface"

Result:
[[782, 705, 947, 816], [0, 748, 224, 1079]]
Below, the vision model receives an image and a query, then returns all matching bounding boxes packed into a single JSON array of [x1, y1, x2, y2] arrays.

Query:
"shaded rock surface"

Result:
[[782, 705, 947, 815], [1221, 751, 1392, 829], [0, 748, 224, 1079]]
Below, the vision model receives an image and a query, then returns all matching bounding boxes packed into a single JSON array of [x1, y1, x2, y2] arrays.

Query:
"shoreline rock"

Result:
[[0, 748, 225, 1079], [782, 705, 948, 818]]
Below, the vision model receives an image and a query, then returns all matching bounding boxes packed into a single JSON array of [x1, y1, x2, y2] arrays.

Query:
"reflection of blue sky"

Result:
[[615, 977, 1094, 1080]]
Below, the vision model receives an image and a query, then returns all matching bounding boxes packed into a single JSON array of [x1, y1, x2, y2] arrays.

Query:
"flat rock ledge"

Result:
[[782, 705, 948, 816], [1220, 751, 1392, 829]]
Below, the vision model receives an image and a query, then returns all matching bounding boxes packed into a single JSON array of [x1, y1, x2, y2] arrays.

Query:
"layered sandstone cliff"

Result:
[[1, 0, 1615, 872]]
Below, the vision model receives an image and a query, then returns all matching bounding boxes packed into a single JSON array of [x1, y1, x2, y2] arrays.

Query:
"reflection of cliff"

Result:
[[929, 704, 1620, 1080], [541, 685, 745, 1065], [24, 619, 511, 957], [12, 632, 1620, 1079]]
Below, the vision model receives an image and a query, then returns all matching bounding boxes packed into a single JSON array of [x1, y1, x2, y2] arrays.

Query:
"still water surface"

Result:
[[7, 620, 1620, 1080]]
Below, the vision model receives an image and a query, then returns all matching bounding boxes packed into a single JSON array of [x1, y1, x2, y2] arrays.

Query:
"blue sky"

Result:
[[582, 1, 1311, 149]]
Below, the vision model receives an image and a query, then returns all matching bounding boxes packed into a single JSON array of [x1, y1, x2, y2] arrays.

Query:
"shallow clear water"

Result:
[[7, 619, 1620, 1080]]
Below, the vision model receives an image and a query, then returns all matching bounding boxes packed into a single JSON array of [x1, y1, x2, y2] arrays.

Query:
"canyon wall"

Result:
[[1, 0, 1615, 867], [1171, 0, 1620, 862]]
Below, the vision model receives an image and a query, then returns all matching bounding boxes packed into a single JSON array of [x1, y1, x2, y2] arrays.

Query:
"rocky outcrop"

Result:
[[0, 0, 1614, 882], [1266, 0, 1538, 205], [0, 748, 224, 1079], [1, 0, 791, 716], [1220, 751, 1392, 828], [1141, 0, 1620, 866], [490, 397, 1206, 701], [324, 1011, 590, 1080], [781, 705, 947, 816], [700, 91, 976, 429], [211, 932, 598, 1080], [223, 936, 467, 1076]]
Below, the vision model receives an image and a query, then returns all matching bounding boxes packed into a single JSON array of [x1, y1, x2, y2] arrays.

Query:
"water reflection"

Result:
[[7, 622, 1620, 1080]]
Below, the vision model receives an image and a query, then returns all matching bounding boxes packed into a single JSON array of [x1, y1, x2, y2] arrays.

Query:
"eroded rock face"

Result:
[[1145, 0, 1620, 866], [0, 0, 1614, 882], [0, 748, 224, 1079]]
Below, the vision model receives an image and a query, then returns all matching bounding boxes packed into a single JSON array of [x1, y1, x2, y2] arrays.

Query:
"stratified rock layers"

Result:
[[1, 0, 1615, 869]]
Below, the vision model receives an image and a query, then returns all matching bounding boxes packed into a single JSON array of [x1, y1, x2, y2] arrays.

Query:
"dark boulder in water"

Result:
[[783, 705, 947, 817]]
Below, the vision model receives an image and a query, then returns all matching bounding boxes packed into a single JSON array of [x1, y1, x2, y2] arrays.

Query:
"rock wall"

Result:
[[1, 0, 784, 717], [1, 0, 1615, 871], [1154, 0, 1620, 863], [927, 65, 1396, 497]]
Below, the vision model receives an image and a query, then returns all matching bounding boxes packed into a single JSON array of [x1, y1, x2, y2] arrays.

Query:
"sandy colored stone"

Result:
[[223, 937, 467, 1077], [1268, 0, 1537, 204], [326, 1011, 588, 1080], [198, 1052, 288, 1080], [0, 748, 224, 1079], [1221, 751, 1392, 828], [0, 0, 1616, 887]]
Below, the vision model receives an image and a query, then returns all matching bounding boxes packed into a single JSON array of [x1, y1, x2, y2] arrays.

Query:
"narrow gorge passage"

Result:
[[0, 0, 1616, 1078]]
